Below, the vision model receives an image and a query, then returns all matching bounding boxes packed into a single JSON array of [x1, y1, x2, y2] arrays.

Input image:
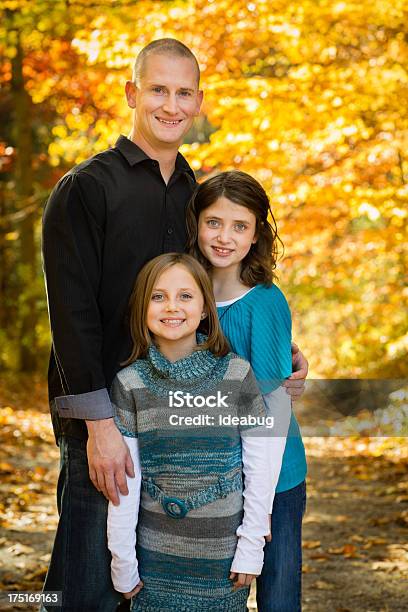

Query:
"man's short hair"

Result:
[[133, 38, 200, 86]]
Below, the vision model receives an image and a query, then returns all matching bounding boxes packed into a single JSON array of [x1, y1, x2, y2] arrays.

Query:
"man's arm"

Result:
[[42, 171, 133, 502], [43, 172, 107, 406]]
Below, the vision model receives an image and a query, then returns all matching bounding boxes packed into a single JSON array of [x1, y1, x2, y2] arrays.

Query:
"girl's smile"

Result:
[[159, 317, 186, 328], [211, 246, 234, 257]]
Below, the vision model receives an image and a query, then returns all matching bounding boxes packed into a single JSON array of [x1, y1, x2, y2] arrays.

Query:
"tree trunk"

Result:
[[11, 32, 37, 372], [0, 192, 5, 332]]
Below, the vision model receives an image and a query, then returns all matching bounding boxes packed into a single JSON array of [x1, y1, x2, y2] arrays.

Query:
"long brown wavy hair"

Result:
[[186, 170, 282, 286]]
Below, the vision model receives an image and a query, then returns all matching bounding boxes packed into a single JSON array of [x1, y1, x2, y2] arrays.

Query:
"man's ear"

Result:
[[125, 81, 137, 109], [195, 89, 204, 116]]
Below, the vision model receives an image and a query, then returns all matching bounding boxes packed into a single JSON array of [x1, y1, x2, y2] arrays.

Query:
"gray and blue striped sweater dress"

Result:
[[111, 339, 266, 611]]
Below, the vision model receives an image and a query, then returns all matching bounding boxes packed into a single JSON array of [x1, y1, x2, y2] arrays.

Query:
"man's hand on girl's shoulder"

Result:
[[284, 342, 308, 399]]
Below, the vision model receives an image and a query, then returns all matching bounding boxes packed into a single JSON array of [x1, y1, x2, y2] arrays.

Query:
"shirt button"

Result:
[[167, 227, 173, 235]]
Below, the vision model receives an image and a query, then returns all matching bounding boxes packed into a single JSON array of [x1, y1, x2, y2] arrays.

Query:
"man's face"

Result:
[[127, 53, 203, 150]]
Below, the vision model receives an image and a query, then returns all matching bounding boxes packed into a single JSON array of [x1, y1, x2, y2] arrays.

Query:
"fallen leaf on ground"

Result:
[[363, 537, 387, 549], [303, 540, 321, 549], [343, 544, 358, 557], [25, 567, 48, 581], [327, 544, 358, 557], [335, 515, 350, 522], [351, 534, 364, 542], [328, 546, 346, 554], [313, 580, 336, 590], [6, 543, 35, 555]]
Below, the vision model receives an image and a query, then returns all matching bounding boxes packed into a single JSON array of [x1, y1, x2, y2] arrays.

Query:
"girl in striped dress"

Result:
[[107, 253, 288, 611], [187, 171, 308, 612]]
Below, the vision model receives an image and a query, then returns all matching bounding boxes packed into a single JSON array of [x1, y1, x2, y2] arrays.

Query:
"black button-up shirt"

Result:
[[42, 135, 196, 440]]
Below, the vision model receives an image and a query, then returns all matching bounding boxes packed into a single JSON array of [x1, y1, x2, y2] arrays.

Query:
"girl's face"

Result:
[[147, 264, 205, 347], [197, 196, 257, 273]]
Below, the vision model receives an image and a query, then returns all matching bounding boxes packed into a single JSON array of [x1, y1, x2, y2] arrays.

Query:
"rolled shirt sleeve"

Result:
[[54, 388, 113, 420]]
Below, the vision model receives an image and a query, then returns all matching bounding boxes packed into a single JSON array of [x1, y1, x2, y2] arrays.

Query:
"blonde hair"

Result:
[[133, 38, 200, 86], [124, 253, 229, 364]]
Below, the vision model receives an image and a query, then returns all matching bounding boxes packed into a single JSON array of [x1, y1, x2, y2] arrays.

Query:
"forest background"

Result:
[[0, 1, 407, 609], [1, 0, 407, 380]]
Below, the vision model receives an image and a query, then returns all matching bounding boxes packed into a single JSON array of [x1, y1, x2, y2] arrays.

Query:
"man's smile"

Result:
[[156, 117, 183, 125]]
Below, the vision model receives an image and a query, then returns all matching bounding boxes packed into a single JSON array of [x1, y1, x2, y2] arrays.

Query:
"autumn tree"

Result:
[[0, 0, 130, 370], [1, 0, 407, 377]]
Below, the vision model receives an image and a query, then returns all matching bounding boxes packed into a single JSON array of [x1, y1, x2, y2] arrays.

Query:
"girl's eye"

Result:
[[151, 293, 164, 301], [235, 223, 247, 232], [207, 220, 220, 228], [180, 293, 193, 300]]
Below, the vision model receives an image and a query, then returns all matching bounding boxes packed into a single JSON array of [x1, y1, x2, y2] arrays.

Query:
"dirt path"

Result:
[[300, 439, 407, 612], [0, 383, 407, 610]]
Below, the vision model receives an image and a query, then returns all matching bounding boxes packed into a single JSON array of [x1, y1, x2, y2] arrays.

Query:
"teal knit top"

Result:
[[110, 337, 267, 611], [217, 283, 307, 493]]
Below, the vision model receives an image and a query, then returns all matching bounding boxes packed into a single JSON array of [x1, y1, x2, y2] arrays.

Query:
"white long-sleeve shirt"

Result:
[[107, 386, 291, 592]]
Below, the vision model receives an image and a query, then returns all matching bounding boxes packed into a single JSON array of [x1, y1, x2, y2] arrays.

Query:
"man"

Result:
[[42, 39, 308, 611]]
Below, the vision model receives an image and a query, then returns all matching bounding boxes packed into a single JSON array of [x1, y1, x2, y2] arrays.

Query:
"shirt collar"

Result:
[[115, 135, 150, 165], [114, 135, 195, 180]]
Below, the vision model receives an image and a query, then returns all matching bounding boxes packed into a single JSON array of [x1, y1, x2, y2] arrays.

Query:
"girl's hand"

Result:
[[229, 572, 257, 590], [123, 580, 144, 599]]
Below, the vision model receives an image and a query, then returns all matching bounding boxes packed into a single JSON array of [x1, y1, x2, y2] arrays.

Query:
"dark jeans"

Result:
[[41, 436, 122, 611], [256, 480, 307, 612]]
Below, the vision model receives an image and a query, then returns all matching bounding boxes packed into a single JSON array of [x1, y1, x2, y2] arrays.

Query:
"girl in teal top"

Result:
[[187, 170, 307, 612]]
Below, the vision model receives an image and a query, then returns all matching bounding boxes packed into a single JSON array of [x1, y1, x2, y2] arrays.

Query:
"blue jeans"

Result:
[[41, 437, 122, 611], [256, 480, 306, 612]]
